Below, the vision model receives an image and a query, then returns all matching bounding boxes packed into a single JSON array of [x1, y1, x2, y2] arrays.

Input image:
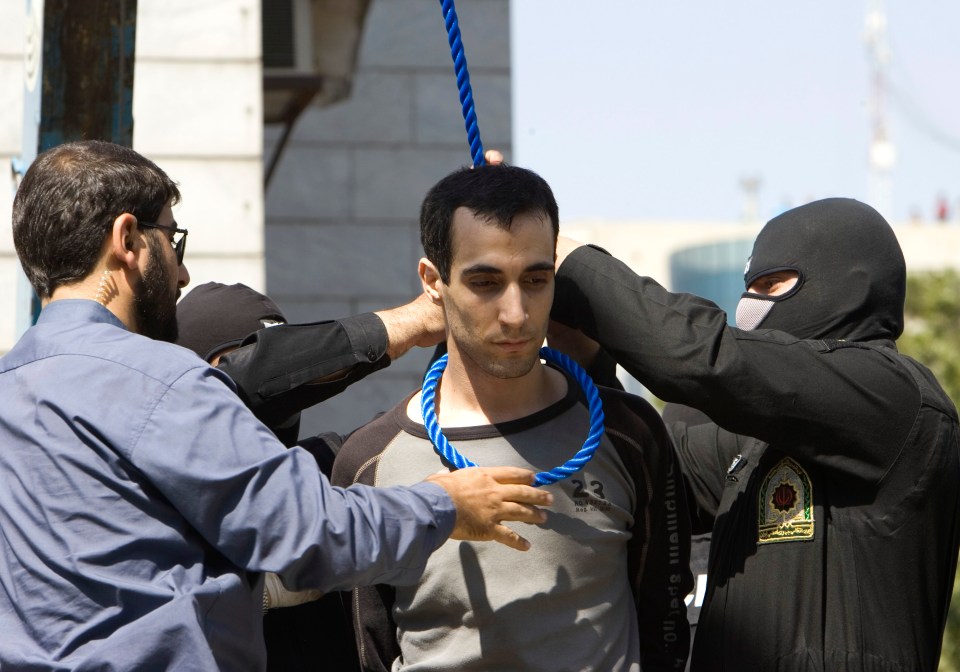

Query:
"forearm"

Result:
[[553, 245, 736, 413], [279, 480, 456, 592], [553, 245, 916, 474], [136, 370, 457, 593], [218, 313, 390, 428]]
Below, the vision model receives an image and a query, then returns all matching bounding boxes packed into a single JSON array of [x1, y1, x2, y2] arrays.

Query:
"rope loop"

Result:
[[420, 347, 606, 487]]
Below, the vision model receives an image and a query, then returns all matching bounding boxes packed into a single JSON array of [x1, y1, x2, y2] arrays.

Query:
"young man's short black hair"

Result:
[[420, 163, 559, 284], [13, 140, 180, 298]]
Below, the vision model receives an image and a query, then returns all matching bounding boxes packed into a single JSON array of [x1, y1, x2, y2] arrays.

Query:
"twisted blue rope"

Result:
[[421, 347, 605, 487], [438, 0, 485, 167]]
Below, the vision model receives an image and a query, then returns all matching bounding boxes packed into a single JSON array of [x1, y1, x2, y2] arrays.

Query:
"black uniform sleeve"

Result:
[[553, 245, 919, 485], [217, 312, 391, 431], [603, 388, 693, 672]]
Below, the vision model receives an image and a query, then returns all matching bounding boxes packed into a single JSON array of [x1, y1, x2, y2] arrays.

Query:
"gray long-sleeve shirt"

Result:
[[0, 300, 454, 671]]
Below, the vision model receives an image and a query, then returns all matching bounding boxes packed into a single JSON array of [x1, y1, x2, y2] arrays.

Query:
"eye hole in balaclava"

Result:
[[735, 265, 804, 331], [731, 198, 905, 342]]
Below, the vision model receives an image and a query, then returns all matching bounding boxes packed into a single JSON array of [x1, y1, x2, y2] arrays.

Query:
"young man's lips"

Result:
[[495, 339, 532, 351]]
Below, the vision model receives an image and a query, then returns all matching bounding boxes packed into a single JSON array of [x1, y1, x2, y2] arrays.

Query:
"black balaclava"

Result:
[[734, 198, 905, 342]]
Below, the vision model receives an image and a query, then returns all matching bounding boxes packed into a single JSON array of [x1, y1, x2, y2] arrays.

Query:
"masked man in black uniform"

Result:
[[551, 198, 960, 671]]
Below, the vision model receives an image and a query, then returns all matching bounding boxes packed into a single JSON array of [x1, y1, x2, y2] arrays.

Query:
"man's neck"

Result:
[[414, 351, 568, 427], [47, 274, 137, 333]]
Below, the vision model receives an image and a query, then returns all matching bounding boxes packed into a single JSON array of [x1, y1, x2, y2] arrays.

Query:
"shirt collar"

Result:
[[37, 299, 128, 331]]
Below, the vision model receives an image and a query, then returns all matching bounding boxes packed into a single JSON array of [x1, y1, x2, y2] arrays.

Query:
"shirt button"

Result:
[[367, 348, 377, 361]]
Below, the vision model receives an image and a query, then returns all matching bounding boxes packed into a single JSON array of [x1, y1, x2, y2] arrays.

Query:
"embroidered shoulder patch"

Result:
[[757, 457, 814, 544]]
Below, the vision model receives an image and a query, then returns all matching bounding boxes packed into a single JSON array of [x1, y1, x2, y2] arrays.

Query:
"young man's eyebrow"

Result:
[[460, 261, 555, 277], [460, 264, 503, 277]]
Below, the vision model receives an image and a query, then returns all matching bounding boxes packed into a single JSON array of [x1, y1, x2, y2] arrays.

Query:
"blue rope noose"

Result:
[[421, 347, 606, 487], [431, 5, 604, 485], [438, 0, 485, 167]]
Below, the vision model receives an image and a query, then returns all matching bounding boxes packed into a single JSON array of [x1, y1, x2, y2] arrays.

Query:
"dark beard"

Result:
[[134, 243, 178, 342]]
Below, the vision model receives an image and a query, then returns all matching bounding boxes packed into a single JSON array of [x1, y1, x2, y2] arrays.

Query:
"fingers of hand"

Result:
[[432, 467, 552, 549], [497, 501, 548, 525], [555, 235, 585, 268], [484, 149, 505, 165], [498, 482, 553, 509], [446, 468, 553, 508], [474, 466, 538, 486], [489, 523, 531, 551]]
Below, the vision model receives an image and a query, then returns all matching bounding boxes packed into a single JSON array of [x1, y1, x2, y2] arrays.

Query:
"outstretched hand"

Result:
[[425, 466, 553, 551]]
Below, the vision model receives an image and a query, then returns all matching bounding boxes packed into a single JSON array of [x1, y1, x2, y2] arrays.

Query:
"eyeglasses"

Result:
[[138, 220, 189, 266]]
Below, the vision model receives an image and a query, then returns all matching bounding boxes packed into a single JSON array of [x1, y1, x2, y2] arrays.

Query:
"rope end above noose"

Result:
[[438, 0, 486, 168]]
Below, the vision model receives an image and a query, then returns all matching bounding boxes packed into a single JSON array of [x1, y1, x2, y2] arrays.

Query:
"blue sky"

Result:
[[511, 2, 960, 224]]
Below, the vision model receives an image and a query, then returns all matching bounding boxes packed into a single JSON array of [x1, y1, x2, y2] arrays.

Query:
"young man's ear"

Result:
[[110, 213, 140, 269], [418, 258, 443, 303]]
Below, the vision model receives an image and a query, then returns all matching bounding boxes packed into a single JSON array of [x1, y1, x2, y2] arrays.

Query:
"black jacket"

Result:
[[553, 244, 960, 671]]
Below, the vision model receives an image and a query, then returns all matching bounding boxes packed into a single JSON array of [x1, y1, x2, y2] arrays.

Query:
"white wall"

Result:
[[0, 0, 266, 355], [135, 0, 265, 293], [0, 2, 26, 352]]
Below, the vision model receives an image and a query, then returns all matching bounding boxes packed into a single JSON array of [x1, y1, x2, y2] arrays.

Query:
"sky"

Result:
[[511, 2, 960, 225]]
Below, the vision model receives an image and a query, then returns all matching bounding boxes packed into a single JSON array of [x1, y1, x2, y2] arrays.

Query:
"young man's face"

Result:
[[425, 206, 556, 380]]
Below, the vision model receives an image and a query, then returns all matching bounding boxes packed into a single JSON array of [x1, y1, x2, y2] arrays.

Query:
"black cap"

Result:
[[175, 282, 287, 361]]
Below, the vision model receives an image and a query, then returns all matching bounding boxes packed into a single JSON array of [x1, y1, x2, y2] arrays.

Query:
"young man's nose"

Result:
[[498, 284, 527, 328]]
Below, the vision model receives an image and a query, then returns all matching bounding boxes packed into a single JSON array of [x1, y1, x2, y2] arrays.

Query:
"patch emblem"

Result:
[[757, 457, 814, 544]]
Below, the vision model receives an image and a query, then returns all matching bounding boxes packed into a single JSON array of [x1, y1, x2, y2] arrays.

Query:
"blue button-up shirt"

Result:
[[0, 300, 454, 671]]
